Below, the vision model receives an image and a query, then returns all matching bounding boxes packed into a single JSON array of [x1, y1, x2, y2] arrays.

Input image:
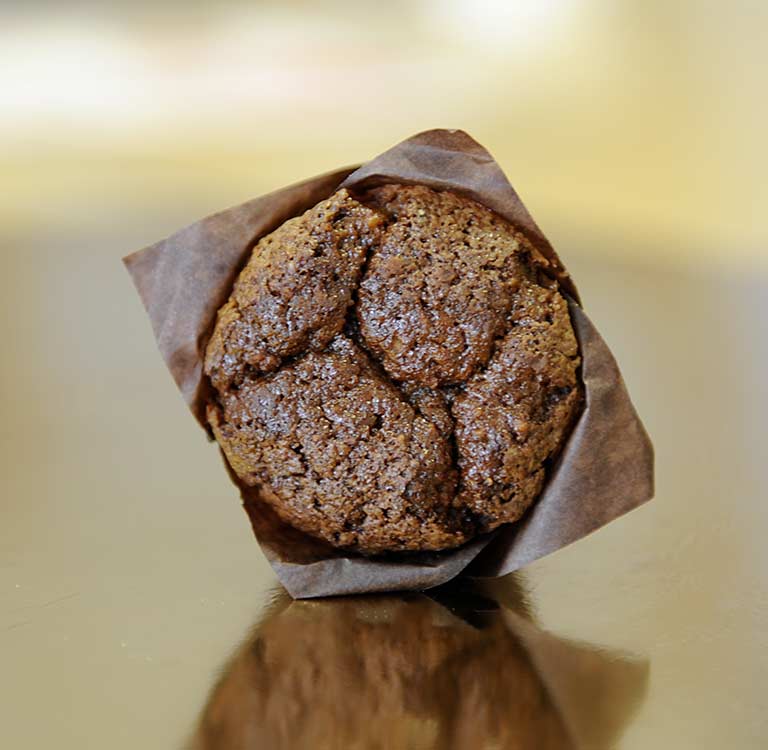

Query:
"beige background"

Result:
[[1, 1, 766, 748]]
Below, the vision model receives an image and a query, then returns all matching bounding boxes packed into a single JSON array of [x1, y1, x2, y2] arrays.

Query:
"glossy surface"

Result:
[[3, 230, 765, 749], [1, 1, 766, 748], [187, 579, 649, 750]]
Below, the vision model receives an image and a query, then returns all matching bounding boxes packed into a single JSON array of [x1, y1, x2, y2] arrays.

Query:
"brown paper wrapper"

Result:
[[124, 129, 654, 598]]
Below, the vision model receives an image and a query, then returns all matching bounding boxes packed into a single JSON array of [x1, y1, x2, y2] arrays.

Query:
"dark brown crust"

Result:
[[357, 185, 529, 388], [204, 185, 582, 554], [208, 336, 467, 553], [453, 279, 582, 530], [205, 189, 385, 392]]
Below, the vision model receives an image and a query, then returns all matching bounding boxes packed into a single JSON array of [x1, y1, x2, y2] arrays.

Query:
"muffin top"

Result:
[[205, 185, 582, 554], [357, 185, 530, 387]]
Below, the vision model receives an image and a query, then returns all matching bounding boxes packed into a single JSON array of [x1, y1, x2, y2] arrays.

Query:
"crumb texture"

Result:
[[358, 185, 528, 388], [208, 336, 466, 553], [205, 184, 582, 553], [205, 189, 385, 392], [452, 280, 582, 529]]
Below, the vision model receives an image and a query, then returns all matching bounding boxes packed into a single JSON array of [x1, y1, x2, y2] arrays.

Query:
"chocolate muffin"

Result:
[[205, 185, 582, 554]]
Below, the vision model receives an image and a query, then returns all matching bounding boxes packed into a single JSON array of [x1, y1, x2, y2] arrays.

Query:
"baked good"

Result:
[[204, 185, 582, 554]]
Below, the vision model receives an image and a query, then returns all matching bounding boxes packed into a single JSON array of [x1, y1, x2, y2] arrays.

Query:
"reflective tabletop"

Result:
[[1, 2, 767, 747], [3, 245, 765, 748], [187, 577, 648, 750]]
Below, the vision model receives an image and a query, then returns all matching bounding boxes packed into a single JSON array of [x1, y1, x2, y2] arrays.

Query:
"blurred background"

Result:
[[1, 1, 766, 748]]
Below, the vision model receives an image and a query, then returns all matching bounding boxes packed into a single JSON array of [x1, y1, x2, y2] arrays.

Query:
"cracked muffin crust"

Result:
[[205, 184, 582, 554], [357, 185, 529, 388], [204, 189, 385, 393]]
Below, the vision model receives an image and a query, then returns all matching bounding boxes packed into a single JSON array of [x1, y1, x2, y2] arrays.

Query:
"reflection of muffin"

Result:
[[205, 185, 582, 553], [191, 594, 572, 750]]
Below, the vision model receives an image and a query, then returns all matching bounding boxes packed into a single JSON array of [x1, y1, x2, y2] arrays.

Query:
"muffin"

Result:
[[204, 184, 582, 554]]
